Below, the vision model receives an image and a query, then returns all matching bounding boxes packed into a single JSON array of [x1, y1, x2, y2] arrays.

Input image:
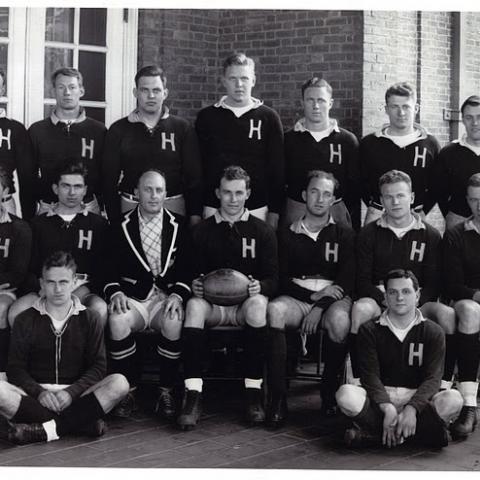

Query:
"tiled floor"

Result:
[[0, 379, 479, 471]]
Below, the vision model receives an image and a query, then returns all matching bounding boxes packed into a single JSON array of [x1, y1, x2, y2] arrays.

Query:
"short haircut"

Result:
[[301, 77, 332, 99], [379, 169, 412, 192], [385, 81, 417, 104], [51, 67, 83, 88], [305, 169, 339, 192], [136, 168, 166, 187], [220, 165, 251, 190], [54, 161, 88, 185], [384, 268, 419, 292], [134, 65, 167, 88], [0, 166, 11, 191], [461, 95, 480, 115], [222, 53, 255, 74], [467, 173, 480, 189], [42, 250, 77, 276]]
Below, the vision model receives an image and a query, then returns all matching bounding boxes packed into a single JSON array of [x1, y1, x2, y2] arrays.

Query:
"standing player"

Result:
[[28, 67, 106, 215], [360, 82, 440, 224], [267, 170, 355, 428], [443, 173, 480, 438], [8, 162, 109, 327], [432, 95, 480, 229], [0, 167, 32, 381], [196, 53, 284, 230], [349, 170, 455, 389], [105, 169, 192, 419], [1, 251, 129, 445], [177, 166, 278, 429], [284, 77, 360, 228], [102, 65, 202, 226], [336, 269, 462, 449], [0, 69, 36, 219]]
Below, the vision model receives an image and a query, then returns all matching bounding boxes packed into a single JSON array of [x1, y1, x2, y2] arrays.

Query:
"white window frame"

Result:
[[23, 7, 137, 128]]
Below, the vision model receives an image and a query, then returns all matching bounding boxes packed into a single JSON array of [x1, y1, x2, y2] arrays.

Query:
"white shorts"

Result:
[[127, 289, 169, 330]]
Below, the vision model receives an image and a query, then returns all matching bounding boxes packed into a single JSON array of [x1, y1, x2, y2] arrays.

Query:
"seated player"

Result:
[[267, 170, 355, 427], [8, 162, 108, 327], [177, 165, 278, 429], [349, 170, 455, 389], [105, 169, 192, 420], [336, 269, 463, 449], [443, 172, 480, 438], [0, 251, 128, 445], [0, 167, 32, 381]]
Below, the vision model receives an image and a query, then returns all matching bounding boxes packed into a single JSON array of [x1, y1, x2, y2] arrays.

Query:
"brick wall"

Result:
[[462, 12, 480, 99]]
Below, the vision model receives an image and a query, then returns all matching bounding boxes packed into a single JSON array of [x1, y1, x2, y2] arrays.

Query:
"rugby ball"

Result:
[[202, 268, 250, 306]]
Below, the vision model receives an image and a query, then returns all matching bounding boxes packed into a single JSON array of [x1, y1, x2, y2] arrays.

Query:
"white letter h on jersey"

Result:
[[249, 120, 262, 140]]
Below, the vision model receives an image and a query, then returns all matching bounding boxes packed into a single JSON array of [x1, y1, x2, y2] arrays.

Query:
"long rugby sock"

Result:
[[443, 334, 457, 383], [108, 335, 138, 386], [56, 393, 104, 437], [182, 327, 206, 380], [13, 395, 57, 424], [0, 327, 8, 373], [322, 337, 348, 399], [348, 333, 359, 379], [267, 327, 287, 395], [244, 325, 267, 381], [156, 335, 181, 388], [456, 332, 480, 382]]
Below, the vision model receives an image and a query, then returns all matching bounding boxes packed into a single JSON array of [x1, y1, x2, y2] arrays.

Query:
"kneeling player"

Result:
[[1, 251, 129, 445], [336, 269, 463, 449], [443, 173, 480, 438], [105, 169, 192, 419], [177, 166, 278, 429], [8, 162, 108, 327], [267, 170, 355, 427]]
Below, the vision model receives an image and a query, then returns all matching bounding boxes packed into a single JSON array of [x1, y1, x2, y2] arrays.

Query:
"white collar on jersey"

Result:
[[293, 117, 340, 134], [290, 215, 335, 235], [127, 106, 170, 125], [50, 108, 87, 125], [33, 294, 86, 316], [0, 207, 11, 224], [375, 122, 429, 147], [46, 203, 89, 217], [376, 212, 426, 231], [453, 134, 480, 156], [214, 96, 263, 111], [0, 108, 6, 119], [464, 217, 480, 235], [214, 208, 250, 224]]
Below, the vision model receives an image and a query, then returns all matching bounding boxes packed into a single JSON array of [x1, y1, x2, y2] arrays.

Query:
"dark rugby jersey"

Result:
[[102, 109, 202, 223], [443, 219, 480, 300], [0, 114, 36, 219], [432, 139, 480, 217], [356, 214, 441, 306], [0, 212, 32, 288], [284, 119, 359, 209], [358, 312, 444, 413], [359, 125, 440, 212], [196, 98, 284, 213], [192, 210, 278, 297], [29, 210, 108, 294], [278, 216, 355, 307], [28, 110, 106, 205]]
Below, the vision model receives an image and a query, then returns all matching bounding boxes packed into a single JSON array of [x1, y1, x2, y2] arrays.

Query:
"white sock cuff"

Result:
[[185, 378, 203, 392], [42, 419, 59, 442], [244, 378, 262, 389], [440, 380, 453, 390], [457, 381, 479, 407]]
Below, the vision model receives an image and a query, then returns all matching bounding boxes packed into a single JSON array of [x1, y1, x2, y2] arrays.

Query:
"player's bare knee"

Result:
[[455, 300, 480, 333], [0, 298, 12, 328], [158, 313, 183, 340], [351, 298, 378, 333], [244, 295, 267, 327], [324, 311, 350, 343], [107, 373, 130, 399], [185, 297, 210, 328], [86, 296, 108, 328], [433, 389, 463, 422], [267, 300, 289, 330], [108, 312, 131, 338], [335, 384, 364, 416]]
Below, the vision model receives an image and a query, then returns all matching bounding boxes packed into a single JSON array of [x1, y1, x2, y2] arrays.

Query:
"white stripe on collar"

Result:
[[50, 108, 87, 125], [0, 208, 11, 224], [214, 95, 263, 110], [375, 122, 429, 146], [464, 217, 480, 234], [33, 294, 86, 316], [0, 108, 6, 119], [214, 208, 250, 224], [376, 212, 426, 231], [46, 204, 89, 217], [290, 215, 336, 235], [127, 106, 170, 124], [293, 117, 340, 134]]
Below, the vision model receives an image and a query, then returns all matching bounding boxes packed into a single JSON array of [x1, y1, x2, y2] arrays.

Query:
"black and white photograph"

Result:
[[0, 0, 479, 476]]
